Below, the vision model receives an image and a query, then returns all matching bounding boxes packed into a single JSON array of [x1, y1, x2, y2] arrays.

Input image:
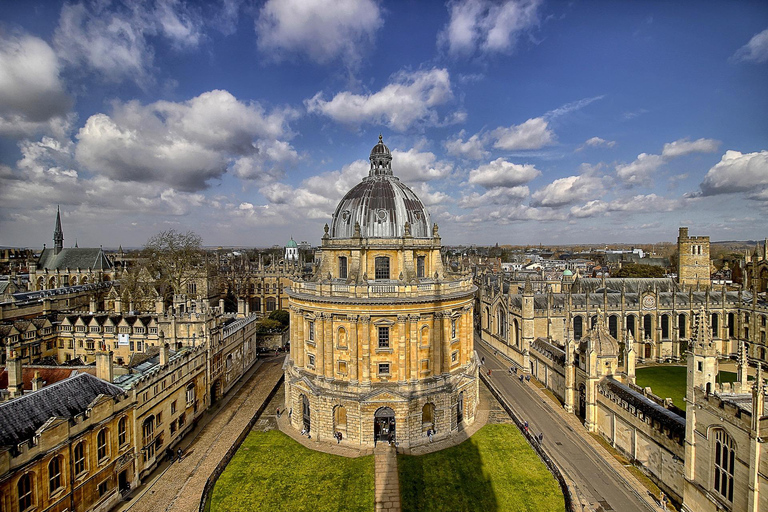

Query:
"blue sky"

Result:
[[1, 0, 766, 249]]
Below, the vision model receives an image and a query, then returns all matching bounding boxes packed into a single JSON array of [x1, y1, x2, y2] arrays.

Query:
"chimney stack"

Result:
[[31, 371, 44, 391], [7, 347, 23, 398], [96, 350, 113, 382]]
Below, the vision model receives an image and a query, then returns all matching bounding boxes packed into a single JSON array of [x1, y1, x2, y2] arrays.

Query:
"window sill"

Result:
[[375, 347, 393, 354]]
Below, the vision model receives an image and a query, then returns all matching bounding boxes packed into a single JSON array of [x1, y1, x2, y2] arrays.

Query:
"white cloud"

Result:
[[661, 138, 720, 158], [75, 90, 298, 191], [492, 117, 555, 150], [570, 194, 683, 218], [615, 153, 664, 187], [531, 174, 605, 207], [444, 130, 490, 160], [54, 0, 203, 87], [468, 158, 541, 188], [580, 136, 616, 149], [391, 148, 453, 182], [0, 34, 73, 138], [409, 182, 451, 206], [306, 68, 458, 131], [256, 0, 382, 66], [733, 28, 768, 63], [438, 0, 541, 57], [546, 96, 605, 119], [698, 150, 768, 196], [459, 186, 529, 208]]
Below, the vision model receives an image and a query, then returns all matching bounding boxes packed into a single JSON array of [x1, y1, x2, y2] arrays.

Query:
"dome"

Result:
[[563, 269, 573, 276], [329, 136, 432, 239], [286, 238, 298, 248]]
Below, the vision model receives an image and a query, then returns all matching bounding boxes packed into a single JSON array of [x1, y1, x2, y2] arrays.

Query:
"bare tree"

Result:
[[143, 230, 205, 300]]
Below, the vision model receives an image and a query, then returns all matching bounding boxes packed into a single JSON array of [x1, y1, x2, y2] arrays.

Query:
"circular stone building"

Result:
[[284, 136, 478, 448]]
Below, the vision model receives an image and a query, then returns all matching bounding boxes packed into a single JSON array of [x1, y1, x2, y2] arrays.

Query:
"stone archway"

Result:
[[301, 395, 311, 432], [374, 407, 395, 443]]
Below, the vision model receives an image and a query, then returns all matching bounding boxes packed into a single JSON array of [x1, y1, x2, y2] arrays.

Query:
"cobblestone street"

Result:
[[114, 357, 285, 512]]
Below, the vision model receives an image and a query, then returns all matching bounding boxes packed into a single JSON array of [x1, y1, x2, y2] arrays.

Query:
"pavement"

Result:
[[112, 356, 285, 512], [374, 444, 401, 512], [476, 338, 662, 512]]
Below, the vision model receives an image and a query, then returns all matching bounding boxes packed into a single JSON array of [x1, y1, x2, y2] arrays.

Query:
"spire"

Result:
[[53, 205, 64, 254]]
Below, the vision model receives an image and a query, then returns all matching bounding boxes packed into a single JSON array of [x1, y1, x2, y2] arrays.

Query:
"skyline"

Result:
[[1, 0, 767, 249]]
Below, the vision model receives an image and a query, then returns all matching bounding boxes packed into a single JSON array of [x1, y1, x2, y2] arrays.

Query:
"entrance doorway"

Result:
[[374, 407, 396, 443], [118, 470, 129, 495], [457, 391, 464, 424], [302, 395, 310, 432]]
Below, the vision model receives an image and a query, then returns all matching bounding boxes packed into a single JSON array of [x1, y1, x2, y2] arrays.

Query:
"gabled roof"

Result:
[[37, 247, 113, 271], [0, 373, 124, 447]]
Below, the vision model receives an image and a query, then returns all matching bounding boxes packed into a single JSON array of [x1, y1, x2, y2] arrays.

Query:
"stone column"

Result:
[[442, 312, 452, 372], [324, 313, 334, 379], [297, 310, 305, 368], [316, 313, 325, 378], [432, 314, 442, 375], [409, 315, 419, 382], [462, 306, 472, 365], [348, 315, 359, 384], [398, 315, 408, 383], [361, 316, 371, 386]]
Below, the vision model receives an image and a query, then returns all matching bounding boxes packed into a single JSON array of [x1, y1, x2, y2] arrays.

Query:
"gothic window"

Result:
[[661, 315, 669, 339], [74, 442, 85, 475], [187, 282, 197, 294], [118, 416, 127, 446], [417, 256, 425, 278], [497, 309, 506, 338], [643, 314, 652, 339], [375, 257, 390, 280], [678, 314, 686, 338], [97, 428, 108, 461], [711, 313, 719, 337], [266, 297, 277, 312], [339, 257, 348, 279], [713, 429, 735, 503], [574, 316, 583, 340], [18, 473, 33, 511], [48, 456, 62, 494], [378, 326, 390, 348]]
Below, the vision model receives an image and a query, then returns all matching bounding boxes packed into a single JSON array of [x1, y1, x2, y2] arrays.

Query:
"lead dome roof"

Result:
[[329, 136, 433, 239]]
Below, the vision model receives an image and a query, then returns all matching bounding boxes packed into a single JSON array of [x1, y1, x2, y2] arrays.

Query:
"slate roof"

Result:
[[603, 376, 686, 439], [571, 278, 679, 294], [0, 373, 124, 448], [37, 247, 113, 271], [0, 367, 96, 390]]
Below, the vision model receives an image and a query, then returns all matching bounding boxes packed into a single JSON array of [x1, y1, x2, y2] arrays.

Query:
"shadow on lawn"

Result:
[[398, 436, 497, 512]]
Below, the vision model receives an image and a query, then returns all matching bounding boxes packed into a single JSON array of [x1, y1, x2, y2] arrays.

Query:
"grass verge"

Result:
[[398, 424, 565, 512], [635, 366, 737, 411], [209, 429, 374, 512]]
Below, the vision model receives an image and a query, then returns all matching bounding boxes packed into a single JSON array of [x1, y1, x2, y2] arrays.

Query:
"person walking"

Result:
[[177, 448, 183, 462], [481, 356, 485, 365]]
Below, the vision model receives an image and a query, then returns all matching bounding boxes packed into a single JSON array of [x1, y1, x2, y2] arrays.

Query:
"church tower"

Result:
[[677, 227, 710, 288], [53, 206, 64, 255]]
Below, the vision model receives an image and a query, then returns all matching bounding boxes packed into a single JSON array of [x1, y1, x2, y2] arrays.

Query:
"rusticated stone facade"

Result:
[[284, 137, 478, 448]]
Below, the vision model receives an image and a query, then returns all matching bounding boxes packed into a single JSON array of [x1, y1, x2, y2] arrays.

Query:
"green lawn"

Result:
[[635, 366, 738, 411], [398, 424, 565, 512], [209, 430, 375, 512]]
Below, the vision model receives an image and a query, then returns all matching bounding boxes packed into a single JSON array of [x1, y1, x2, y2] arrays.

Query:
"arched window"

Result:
[[118, 416, 127, 446], [97, 429, 108, 461], [74, 442, 86, 475], [422, 402, 435, 430], [337, 327, 347, 348], [608, 315, 618, 339], [266, 297, 277, 312], [142, 417, 155, 461], [333, 405, 347, 434], [226, 354, 233, 370], [375, 256, 390, 280], [713, 429, 735, 502], [18, 473, 33, 511], [627, 315, 636, 338], [643, 314, 652, 340], [416, 256, 425, 278], [661, 315, 669, 339], [711, 313, 719, 337], [48, 456, 62, 494], [496, 309, 507, 338], [338, 256, 348, 279], [573, 316, 583, 340], [678, 314, 686, 338], [421, 326, 429, 345]]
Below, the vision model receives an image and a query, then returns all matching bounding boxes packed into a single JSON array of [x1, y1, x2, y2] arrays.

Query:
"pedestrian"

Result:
[[429, 429, 435, 442], [539, 432, 544, 443], [519, 374, 524, 382], [288, 408, 292, 420], [488, 369, 492, 376], [276, 408, 281, 418], [177, 448, 183, 462], [659, 491, 667, 510], [481, 356, 485, 365], [526, 375, 531, 382], [524, 421, 528, 433]]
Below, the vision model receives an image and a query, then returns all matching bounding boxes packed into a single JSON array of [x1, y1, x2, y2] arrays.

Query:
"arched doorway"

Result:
[[374, 407, 395, 444], [301, 395, 310, 432], [422, 403, 435, 432], [457, 391, 464, 424], [333, 405, 347, 438]]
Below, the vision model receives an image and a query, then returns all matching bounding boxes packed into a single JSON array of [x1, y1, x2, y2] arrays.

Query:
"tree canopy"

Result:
[[614, 263, 667, 278], [268, 309, 290, 327], [143, 229, 205, 298]]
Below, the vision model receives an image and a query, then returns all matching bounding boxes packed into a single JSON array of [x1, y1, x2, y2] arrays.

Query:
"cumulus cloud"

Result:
[[74, 90, 298, 191], [697, 150, 768, 196], [577, 136, 616, 150], [0, 33, 73, 138], [491, 117, 555, 150], [444, 130, 490, 159], [733, 28, 768, 63], [54, 0, 203, 86], [256, 0, 382, 66], [569, 194, 683, 218], [459, 186, 529, 208], [615, 153, 664, 187], [438, 0, 541, 58], [306, 68, 459, 131], [468, 158, 541, 188], [531, 174, 605, 207], [392, 148, 453, 182], [661, 138, 720, 158]]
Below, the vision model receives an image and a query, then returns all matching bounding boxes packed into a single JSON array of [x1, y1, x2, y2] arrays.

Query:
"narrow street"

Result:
[[476, 341, 657, 512]]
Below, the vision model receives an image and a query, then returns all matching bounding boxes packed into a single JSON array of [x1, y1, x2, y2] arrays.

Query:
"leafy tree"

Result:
[[614, 263, 667, 278], [255, 318, 283, 333], [268, 309, 290, 327], [143, 229, 205, 299]]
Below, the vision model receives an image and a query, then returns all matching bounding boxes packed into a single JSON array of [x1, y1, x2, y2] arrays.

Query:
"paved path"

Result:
[[374, 444, 401, 512], [114, 357, 284, 512], [476, 340, 660, 512]]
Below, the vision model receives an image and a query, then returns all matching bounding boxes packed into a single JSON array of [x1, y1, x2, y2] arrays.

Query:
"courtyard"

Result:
[[635, 365, 738, 410]]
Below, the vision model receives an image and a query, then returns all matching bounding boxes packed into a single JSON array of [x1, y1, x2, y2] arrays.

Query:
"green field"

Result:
[[209, 430, 375, 512], [635, 366, 737, 411], [398, 424, 565, 512]]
